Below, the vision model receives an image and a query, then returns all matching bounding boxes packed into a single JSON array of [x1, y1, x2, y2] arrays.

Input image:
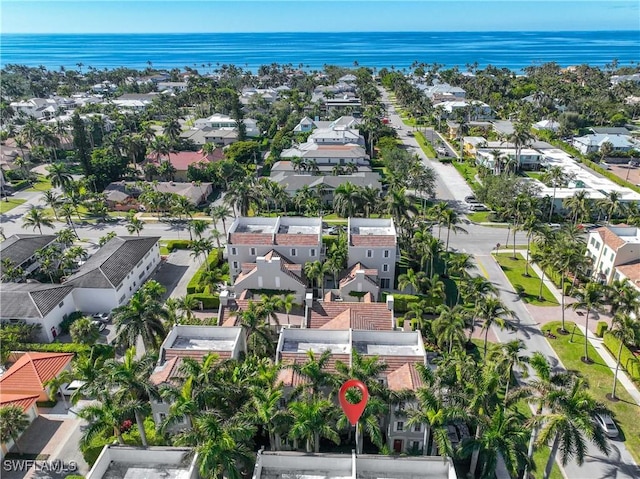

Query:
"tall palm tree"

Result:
[[608, 313, 640, 400], [536, 378, 610, 479], [304, 260, 326, 298], [290, 349, 337, 399], [606, 279, 640, 318], [397, 268, 426, 294], [0, 405, 32, 454], [563, 190, 590, 225], [113, 290, 168, 350], [22, 206, 54, 234], [289, 397, 340, 453], [42, 191, 62, 220], [568, 282, 607, 363], [440, 207, 468, 252], [280, 293, 298, 325], [333, 182, 362, 218], [476, 296, 514, 358], [77, 395, 136, 446], [432, 304, 470, 354], [210, 204, 233, 231], [126, 216, 144, 236], [233, 301, 275, 356], [104, 347, 159, 446], [542, 166, 568, 221], [598, 190, 624, 225], [46, 162, 73, 191]]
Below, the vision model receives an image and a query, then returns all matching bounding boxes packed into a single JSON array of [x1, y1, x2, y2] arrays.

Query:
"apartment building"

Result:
[[150, 325, 246, 429], [227, 217, 322, 281], [0, 234, 57, 279], [348, 218, 397, 290], [586, 226, 640, 289]]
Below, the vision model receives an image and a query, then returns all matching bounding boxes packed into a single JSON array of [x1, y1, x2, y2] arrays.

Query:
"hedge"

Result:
[[603, 332, 640, 381], [15, 342, 115, 359], [186, 293, 220, 310], [10, 179, 30, 191], [165, 239, 192, 252], [381, 292, 423, 313], [186, 249, 222, 294], [595, 321, 608, 338]]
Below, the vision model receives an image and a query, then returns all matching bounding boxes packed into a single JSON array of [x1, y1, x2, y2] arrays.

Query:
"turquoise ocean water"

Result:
[[1, 31, 638, 72]]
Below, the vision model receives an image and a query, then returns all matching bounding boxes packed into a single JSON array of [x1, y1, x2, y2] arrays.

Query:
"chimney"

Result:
[[219, 290, 230, 307], [304, 292, 314, 328], [386, 295, 395, 330]]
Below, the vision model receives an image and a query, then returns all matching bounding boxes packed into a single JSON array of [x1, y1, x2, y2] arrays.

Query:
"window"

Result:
[[366, 249, 373, 258], [233, 261, 239, 270], [291, 248, 297, 257], [133, 281, 137, 287], [250, 247, 256, 256], [310, 248, 316, 257], [231, 247, 237, 256], [411, 441, 422, 451], [144, 251, 150, 259], [413, 424, 422, 432], [384, 249, 390, 258], [58, 300, 64, 308], [381, 278, 391, 289], [595, 241, 601, 250], [275, 277, 280, 288], [119, 294, 126, 303], [158, 412, 167, 422], [396, 421, 404, 432], [610, 252, 614, 261], [382, 264, 389, 273], [590, 237, 595, 246], [138, 271, 145, 279]]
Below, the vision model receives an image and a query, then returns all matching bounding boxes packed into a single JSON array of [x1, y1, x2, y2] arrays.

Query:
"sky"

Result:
[[2, 0, 639, 34]]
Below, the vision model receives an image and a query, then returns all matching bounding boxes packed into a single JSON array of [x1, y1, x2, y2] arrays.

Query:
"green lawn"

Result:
[[466, 211, 493, 223], [414, 131, 437, 158], [25, 177, 53, 192], [541, 321, 640, 463], [524, 172, 544, 180], [452, 161, 480, 189], [0, 198, 26, 213], [493, 253, 558, 306]]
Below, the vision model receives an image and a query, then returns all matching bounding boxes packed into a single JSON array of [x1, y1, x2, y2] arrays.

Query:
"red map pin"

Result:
[[339, 379, 369, 426]]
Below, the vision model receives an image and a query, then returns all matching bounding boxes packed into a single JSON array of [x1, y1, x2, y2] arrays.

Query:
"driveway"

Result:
[[151, 249, 197, 299]]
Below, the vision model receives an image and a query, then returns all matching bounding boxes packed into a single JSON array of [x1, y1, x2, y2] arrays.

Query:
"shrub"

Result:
[[14, 342, 115, 359], [397, 317, 405, 328], [165, 239, 192, 252], [186, 293, 220, 310], [595, 321, 608, 338], [382, 292, 422, 313], [10, 179, 30, 191], [603, 332, 640, 380], [186, 249, 222, 294], [60, 311, 85, 333]]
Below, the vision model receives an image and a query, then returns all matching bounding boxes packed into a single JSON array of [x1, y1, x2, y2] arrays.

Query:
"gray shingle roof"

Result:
[[66, 236, 159, 289], [0, 235, 57, 271], [0, 283, 74, 318]]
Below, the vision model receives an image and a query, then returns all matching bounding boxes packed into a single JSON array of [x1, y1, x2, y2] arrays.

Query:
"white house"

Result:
[[475, 148, 543, 171], [586, 226, 640, 286], [308, 126, 365, 146], [572, 134, 638, 155], [227, 217, 322, 281], [87, 446, 199, 479], [533, 119, 560, 132], [193, 113, 260, 137], [348, 218, 397, 290], [280, 142, 369, 166], [433, 100, 492, 120], [9, 98, 58, 119], [418, 82, 466, 101], [0, 234, 57, 279]]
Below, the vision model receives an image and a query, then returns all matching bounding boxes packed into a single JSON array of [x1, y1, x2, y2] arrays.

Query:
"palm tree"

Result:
[[0, 405, 32, 454], [42, 191, 62, 220], [70, 317, 100, 345], [568, 282, 607, 363], [333, 182, 362, 218], [536, 378, 610, 479], [210, 204, 232, 232], [563, 190, 590, 225], [113, 290, 168, 350], [77, 395, 136, 446], [289, 397, 340, 453], [233, 301, 275, 356], [188, 219, 209, 240], [59, 203, 79, 236], [247, 382, 286, 451], [598, 190, 624, 224], [280, 293, 298, 325], [397, 268, 426, 294], [304, 260, 326, 298], [432, 304, 470, 354], [476, 296, 514, 358], [606, 278, 640, 318], [22, 206, 54, 234], [104, 348, 159, 447], [440, 207, 468, 252], [126, 216, 144, 236], [46, 162, 73, 191], [608, 313, 640, 400], [177, 295, 200, 322], [163, 117, 182, 144], [489, 339, 529, 408], [289, 349, 337, 399], [542, 166, 567, 221]]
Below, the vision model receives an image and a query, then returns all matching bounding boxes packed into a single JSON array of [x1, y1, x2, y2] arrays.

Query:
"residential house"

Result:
[[65, 236, 161, 313], [0, 234, 57, 279], [307, 293, 394, 329], [418, 82, 466, 101], [475, 148, 543, 171], [148, 149, 223, 180], [0, 393, 39, 458], [586, 226, 640, 288], [589, 127, 632, 136], [252, 451, 457, 479], [348, 218, 397, 290], [280, 142, 369, 166], [9, 98, 59, 119], [104, 181, 212, 210], [111, 93, 159, 111], [324, 95, 362, 114], [150, 325, 245, 429], [86, 446, 199, 479], [533, 119, 560, 132], [240, 87, 280, 105], [193, 114, 260, 137], [335, 263, 380, 300], [227, 217, 322, 281], [338, 74, 357, 83], [275, 328, 429, 454], [218, 290, 306, 328], [308, 126, 365, 146], [0, 352, 73, 402], [610, 73, 640, 86], [445, 120, 493, 139], [293, 116, 319, 133], [0, 283, 76, 342], [463, 136, 488, 155], [433, 100, 492, 120], [157, 81, 188, 92], [572, 134, 638, 155]]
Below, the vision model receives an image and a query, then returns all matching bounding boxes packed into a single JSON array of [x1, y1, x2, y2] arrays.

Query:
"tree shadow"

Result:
[[583, 441, 640, 479]]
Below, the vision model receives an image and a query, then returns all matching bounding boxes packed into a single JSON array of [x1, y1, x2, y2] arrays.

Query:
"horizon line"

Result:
[[2, 29, 638, 35]]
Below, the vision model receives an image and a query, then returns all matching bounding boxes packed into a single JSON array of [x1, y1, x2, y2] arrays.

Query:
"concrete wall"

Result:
[[36, 291, 77, 343], [87, 446, 198, 479]]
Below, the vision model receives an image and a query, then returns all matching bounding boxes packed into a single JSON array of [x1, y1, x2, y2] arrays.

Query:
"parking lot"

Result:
[[607, 162, 640, 186]]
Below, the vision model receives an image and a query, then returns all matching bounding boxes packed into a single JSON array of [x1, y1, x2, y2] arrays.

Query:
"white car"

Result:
[[594, 413, 619, 438], [92, 320, 107, 332]]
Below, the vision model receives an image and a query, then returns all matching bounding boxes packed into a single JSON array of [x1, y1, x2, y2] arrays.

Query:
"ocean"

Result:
[[1, 31, 638, 72]]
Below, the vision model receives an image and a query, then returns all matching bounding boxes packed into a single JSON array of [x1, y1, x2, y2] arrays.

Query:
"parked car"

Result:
[[324, 225, 346, 235], [60, 380, 86, 396], [464, 195, 478, 203], [92, 313, 111, 324], [468, 204, 489, 211], [437, 147, 448, 156], [594, 413, 619, 438], [447, 425, 460, 446], [92, 320, 107, 332]]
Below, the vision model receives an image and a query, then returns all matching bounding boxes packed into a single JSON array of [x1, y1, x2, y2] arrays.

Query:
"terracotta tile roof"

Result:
[[339, 263, 378, 288], [310, 302, 393, 330], [147, 150, 224, 171], [228, 233, 274, 245], [0, 393, 39, 413], [386, 363, 423, 392], [279, 352, 350, 373], [615, 261, 640, 284], [350, 235, 396, 247], [595, 227, 627, 250], [276, 366, 310, 388], [0, 352, 73, 395], [378, 355, 424, 374], [275, 234, 319, 246], [149, 356, 181, 385]]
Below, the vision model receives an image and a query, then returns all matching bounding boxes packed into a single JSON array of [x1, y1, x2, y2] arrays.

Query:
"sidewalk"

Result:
[[508, 250, 640, 407]]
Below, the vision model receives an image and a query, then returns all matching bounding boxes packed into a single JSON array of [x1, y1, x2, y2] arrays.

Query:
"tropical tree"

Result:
[[77, 395, 136, 446], [46, 162, 73, 191], [304, 260, 326, 298], [397, 268, 426, 294], [113, 290, 168, 350], [476, 296, 514, 358], [42, 191, 62, 220], [70, 317, 100, 345], [333, 182, 362, 218], [22, 206, 54, 234], [608, 313, 640, 400], [289, 397, 340, 453], [568, 282, 607, 363], [542, 166, 567, 221], [0, 405, 32, 454], [440, 207, 468, 252], [233, 301, 275, 357], [432, 304, 470, 354], [126, 216, 145, 236], [535, 378, 610, 479]]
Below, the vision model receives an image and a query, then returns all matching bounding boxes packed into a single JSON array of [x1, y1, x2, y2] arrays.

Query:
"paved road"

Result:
[[380, 87, 639, 478]]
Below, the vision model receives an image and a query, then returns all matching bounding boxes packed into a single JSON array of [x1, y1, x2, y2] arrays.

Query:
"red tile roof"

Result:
[[339, 263, 378, 288], [0, 352, 73, 396], [378, 355, 424, 374], [350, 235, 396, 247], [310, 302, 393, 330], [615, 262, 640, 284], [229, 233, 274, 245], [275, 234, 319, 246], [595, 227, 627, 250], [0, 393, 39, 413], [149, 356, 181, 385], [386, 363, 423, 392], [148, 150, 224, 171]]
